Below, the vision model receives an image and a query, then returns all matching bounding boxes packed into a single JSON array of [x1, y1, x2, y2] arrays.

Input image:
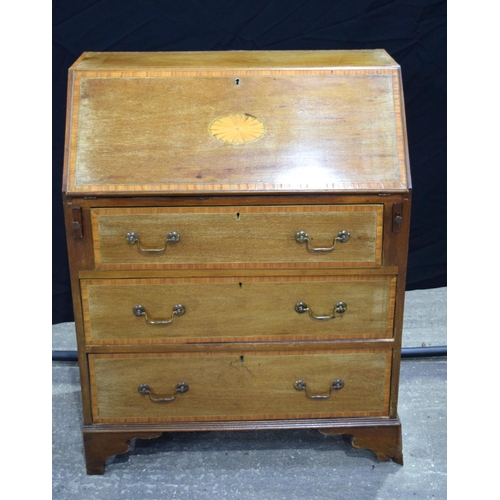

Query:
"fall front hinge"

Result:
[[392, 202, 403, 233], [71, 206, 83, 239]]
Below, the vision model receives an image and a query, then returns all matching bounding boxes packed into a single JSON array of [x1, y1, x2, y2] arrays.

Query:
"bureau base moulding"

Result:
[[83, 417, 403, 475]]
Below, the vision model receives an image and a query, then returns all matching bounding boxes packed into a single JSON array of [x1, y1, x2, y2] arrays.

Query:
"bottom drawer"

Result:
[[89, 349, 392, 423]]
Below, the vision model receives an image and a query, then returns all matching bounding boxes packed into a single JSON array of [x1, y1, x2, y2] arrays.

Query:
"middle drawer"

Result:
[[81, 275, 396, 344]]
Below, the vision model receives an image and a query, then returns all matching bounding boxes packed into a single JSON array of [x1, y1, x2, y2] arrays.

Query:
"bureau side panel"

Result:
[[62, 201, 96, 425]]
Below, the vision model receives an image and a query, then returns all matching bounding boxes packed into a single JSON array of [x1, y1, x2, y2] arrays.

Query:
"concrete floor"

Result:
[[52, 287, 446, 499]]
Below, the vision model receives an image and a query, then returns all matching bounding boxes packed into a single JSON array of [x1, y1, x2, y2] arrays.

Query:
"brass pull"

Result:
[[294, 379, 344, 399], [126, 231, 180, 253], [138, 382, 189, 403], [295, 301, 347, 320], [295, 230, 350, 252], [133, 304, 186, 325]]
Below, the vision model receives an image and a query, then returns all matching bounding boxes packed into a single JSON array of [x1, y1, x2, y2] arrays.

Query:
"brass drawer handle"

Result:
[[138, 382, 189, 403], [133, 304, 186, 325], [126, 231, 180, 253], [295, 301, 347, 320], [295, 230, 350, 252], [294, 379, 344, 399]]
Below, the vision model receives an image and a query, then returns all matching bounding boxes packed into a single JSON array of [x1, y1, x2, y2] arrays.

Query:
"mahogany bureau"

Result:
[[62, 50, 411, 474]]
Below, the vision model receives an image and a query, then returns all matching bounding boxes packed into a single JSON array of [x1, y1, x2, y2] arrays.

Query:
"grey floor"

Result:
[[53, 287, 446, 500]]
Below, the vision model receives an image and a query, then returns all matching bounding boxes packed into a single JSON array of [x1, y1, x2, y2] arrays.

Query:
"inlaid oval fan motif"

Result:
[[209, 114, 265, 144]]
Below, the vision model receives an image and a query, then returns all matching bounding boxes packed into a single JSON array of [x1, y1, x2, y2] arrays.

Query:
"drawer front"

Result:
[[89, 350, 392, 423], [91, 205, 383, 269], [81, 276, 396, 344]]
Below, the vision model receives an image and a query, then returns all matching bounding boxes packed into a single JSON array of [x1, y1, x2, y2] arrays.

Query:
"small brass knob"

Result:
[[334, 302, 347, 315]]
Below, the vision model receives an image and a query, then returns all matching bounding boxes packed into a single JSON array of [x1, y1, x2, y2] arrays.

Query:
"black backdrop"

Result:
[[52, 0, 446, 324]]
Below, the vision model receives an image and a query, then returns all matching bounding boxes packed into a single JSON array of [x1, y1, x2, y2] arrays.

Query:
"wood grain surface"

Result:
[[89, 349, 391, 423], [70, 50, 399, 71], [64, 50, 408, 195], [81, 275, 396, 344], [91, 205, 383, 269]]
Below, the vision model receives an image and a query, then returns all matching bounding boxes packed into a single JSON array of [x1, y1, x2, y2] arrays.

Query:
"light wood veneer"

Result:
[[89, 350, 392, 422], [91, 205, 383, 269], [81, 276, 396, 344]]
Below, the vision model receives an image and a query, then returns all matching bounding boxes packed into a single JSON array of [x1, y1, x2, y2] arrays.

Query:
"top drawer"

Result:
[[91, 205, 383, 270]]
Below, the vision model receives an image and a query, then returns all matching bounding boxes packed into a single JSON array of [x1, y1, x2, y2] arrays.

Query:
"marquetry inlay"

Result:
[[209, 114, 265, 144]]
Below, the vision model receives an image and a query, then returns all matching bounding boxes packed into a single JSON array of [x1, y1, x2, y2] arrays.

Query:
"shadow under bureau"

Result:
[[62, 50, 411, 474]]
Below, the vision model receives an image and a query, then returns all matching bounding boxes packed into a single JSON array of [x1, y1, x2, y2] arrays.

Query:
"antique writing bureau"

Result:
[[62, 50, 411, 474]]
